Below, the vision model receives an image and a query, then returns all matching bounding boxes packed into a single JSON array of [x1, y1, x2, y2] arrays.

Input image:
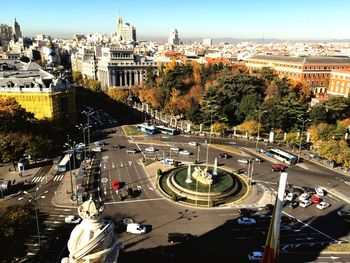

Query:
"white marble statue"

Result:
[[61, 200, 123, 263], [192, 166, 213, 185]]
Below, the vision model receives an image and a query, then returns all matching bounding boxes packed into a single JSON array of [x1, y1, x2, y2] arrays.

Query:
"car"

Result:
[[94, 141, 105, 146], [91, 147, 102, 153], [302, 186, 316, 194], [281, 215, 297, 224], [292, 186, 304, 196], [188, 141, 198, 147], [238, 208, 256, 216], [228, 141, 236, 145], [288, 200, 299, 209], [112, 180, 120, 190], [237, 217, 256, 225], [145, 147, 156, 152], [264, 204, 274, 213], [299, 199, 312, 208], [179, 150, 191, 156], [167, 233, 194, 243], [238, 159, 249, 164], [126, 148, 138, 154], [271, 164, 287, 172], [248, 251, 263, 261], [312, 195, 322, 204], [219, 153, 231, 159], [299, 193, 311, 202], [112, 144, 121, 149], [170, 146, 180, 151], [316, 201, 330, 210], [315, 187, 325, 197], [337, 210, 350, 218], [253, 158, 263, 163], [65, 215, 82, 224], [285, 193, 296, 202], [126, 223, 147, 234], [127, 188, 134, 198]]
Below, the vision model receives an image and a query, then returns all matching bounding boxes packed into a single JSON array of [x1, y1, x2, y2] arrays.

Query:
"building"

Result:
[[0, 59, 76, 124], [245, 55, 350, 87], [13, 18, 22, 40], [71, 47, 98, 79], [0, 24, 13, 50], [203, 38, 212, 47], [97, 46, 157, 88], [168, 28, 180, 46], [117, 16, 136, 43], [328, 70, 350, 97]]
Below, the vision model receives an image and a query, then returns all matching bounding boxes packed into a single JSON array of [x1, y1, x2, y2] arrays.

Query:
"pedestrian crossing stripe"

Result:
[[53, 174, 64, 181], [32, 176, 44, 183]]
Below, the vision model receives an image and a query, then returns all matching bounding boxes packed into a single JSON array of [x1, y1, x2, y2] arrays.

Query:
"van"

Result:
[[163, 158, 174, 165], [126, 223, 147, 234]]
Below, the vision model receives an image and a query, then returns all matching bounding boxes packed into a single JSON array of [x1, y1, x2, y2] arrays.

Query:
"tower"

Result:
[[168, 28, 180, 45], [117, 15, 123, 36], [13, 18, 22, 40]]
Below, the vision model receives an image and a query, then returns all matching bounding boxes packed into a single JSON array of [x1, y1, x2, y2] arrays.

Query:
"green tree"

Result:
[[260, 67, 277, 81], [25, 135, 53, 160], [145, 67, 158, 88]]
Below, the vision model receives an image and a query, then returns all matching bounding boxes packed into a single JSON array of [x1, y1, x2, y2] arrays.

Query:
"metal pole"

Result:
[[207, 183, 211, 207], [82, 128, 86, 159], [67, 135, 73, 199], [206, 107, 213, 169], [297, 119, 308, 164], [197, 146, 200, 162], [256, 111, 262, 151], [34, 197, 41, 249]]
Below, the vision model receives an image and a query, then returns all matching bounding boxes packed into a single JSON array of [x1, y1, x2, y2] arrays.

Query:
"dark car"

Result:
[[238, 208, 256, 216], [271, 164, 287, 172], [167, 233, 194, 243], [264, 204, 274, 214], [302, 186, 316, 194], [292, 187, 304, 196], [219, 153, 231, 159], [112, 144, 121, 149], [126, 148, 138, 154], [127, 188, 134, 198], [281, 215, 297, 224], [288, 200, 299, 209]]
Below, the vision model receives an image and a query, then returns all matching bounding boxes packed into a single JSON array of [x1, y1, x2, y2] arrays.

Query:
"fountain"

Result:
[[213, 157, 218, 176], [192, 166, 213, 185], [185, 163, 193, 184]]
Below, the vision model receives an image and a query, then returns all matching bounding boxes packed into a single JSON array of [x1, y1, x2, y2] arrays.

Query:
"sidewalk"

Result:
[[51, 169, 79, 208]]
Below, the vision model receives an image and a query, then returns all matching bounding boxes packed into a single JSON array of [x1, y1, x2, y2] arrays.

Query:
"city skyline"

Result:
[[2, 0, 350, 40]]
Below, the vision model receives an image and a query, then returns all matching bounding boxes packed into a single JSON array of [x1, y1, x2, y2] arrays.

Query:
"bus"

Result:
[[58, 154, 73, 172], [267, 148, 297, 165], [136, 123, 158, 135], [155, 125, 178, 135]]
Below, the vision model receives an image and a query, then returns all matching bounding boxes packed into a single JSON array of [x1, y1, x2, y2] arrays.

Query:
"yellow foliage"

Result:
[[236, 120, 260, 135], [164, 59, 177, 73], [212, 123, 229, 133], [340, 118, 350, 129], [108, 88, 129, 101]]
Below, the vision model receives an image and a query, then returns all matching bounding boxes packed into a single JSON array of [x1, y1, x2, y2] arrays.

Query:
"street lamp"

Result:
[[255, 109, 267, 151], [82, 110, 95, 152], [23, 187, 48, 250], [64, 135, 75, 200], [297, 117, 310, 164], [76, 123, 89, 159], [205, 105, 216, 169]]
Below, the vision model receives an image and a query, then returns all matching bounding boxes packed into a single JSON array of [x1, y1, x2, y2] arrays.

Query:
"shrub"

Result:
[[171, 192, 178, 202], [157, 169, 162, 176]]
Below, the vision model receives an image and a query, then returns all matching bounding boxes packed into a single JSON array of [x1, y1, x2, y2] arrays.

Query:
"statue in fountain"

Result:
[[192, 166, 213, 185], [61, 199, 123, 263]]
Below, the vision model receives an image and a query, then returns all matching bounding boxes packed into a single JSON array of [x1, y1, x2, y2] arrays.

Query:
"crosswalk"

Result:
[[31, 174, 64, 183]]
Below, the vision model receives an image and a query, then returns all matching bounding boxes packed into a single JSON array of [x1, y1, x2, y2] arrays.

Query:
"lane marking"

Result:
[[104, 197, 165, 205]]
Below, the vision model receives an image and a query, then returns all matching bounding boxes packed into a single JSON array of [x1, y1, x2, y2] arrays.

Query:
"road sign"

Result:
[[101, 178, 108, 184]]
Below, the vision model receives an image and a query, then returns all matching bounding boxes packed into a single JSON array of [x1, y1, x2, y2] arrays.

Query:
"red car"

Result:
[[112, 180, 120, 190], [312, 195, 321, 204], [271, 164, 287, 172]]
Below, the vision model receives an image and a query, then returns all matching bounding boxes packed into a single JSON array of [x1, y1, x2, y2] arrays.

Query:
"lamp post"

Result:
[[255, 109, 267, 151], [76, 123, 88, 159], [206, 106, 215, 169], [65, 135, 75, 200], [297, 117, 310, 164], [23, 187, 48, 250], [82, 110, 95, 153]]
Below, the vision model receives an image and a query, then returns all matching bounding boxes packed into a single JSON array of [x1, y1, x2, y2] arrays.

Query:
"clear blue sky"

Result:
[[2, 0, 350, 40]]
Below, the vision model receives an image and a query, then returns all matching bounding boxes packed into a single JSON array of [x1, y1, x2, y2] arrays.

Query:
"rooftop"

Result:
[[248, 55, 350, 64]]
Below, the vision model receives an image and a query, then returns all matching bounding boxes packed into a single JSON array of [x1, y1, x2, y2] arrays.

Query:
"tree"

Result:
[[108, 88, 129, 102], [25, 135, 53, 160], [72, 71, 83, 85], [285, 132, 299, 147], [236, 120, 260, 135], [265, 80, 280, 99], [260, 67, 277, 81], [145, 67, 157, 88], [212, 122, 229, 135]]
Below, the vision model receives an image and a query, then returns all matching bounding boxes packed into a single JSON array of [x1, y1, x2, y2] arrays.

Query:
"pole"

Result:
[[82, 127, 86, 159], [207, 183, 211, 207], [34, 197, 41, 249], [250, 160, 254, 187], [206, 107, 213, 168], [197, 146, 200, 162], [67, 135, 73, 199], [297, 118, 309, 164], [195, 179, 199, 206], [255, 109, 266, 151]]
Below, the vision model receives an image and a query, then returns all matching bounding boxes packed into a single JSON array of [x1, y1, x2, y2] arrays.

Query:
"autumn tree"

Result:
[[236, 120, 260, 135], [108, 88, 129, 102], [265, 80, 280, 99], [72, 71, 83, 85]]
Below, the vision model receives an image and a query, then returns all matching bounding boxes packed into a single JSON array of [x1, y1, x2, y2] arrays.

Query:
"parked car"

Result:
[[288, 200, 299, 209], [65, 215, 82, 224], [237, 217, 256, 225], [145, 147, 156, 152], [253, 158, 263, 163], [248, 251, 263, 261], [167, 233, 194, 243], [302, 186, 316, 194], [281, 215, 297, 224], [285, 193, 296, 202], [312, 195, 322, 204], [127, 188, 134, 198], [316, 201, 330, 210], [299, 200, 312, 208], [126, 148, 138, 154], [238, 208, 256, 216], [315, 187, 325, 196], [91, 147, 102, 153], [179, 150, 191, 156], [112, 144, 121, 149], [126, 223, 147, 234], [238, 159, 249, 164], [112, 180, 120, 190], [299, 193, 311, 202], [292, 186, 304, 196], [264, 204, 274, 213], [170, 146, 180, 151], [271, 164, 287, 172], [188, 141, 198, 147], [337, 210, 350, 218], [219, 153, 231, 159]]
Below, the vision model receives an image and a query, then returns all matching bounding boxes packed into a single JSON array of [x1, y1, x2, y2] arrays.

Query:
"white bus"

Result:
[[267, 148, 297, 165], [58, 154, 73, 172]]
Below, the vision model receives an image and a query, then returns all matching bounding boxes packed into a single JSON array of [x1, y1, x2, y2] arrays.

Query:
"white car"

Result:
[[91, 147, 102, 152], [179, 150, 191, 156], [238, 159, 249, 164], [248, 251, 263, 261], [188, 141, 198, 147], [145, 147, 156, 152], [126, 223, 147, 234], [299, 193, 311, 202], [285, 193, 296, 202], [315, 187, 325, 196], [170, 146, 180, 151], [237, 217, 256, 225], [65, 215, 82, 224], [299, 199, 312, 208], [316, 201, 330, 210]]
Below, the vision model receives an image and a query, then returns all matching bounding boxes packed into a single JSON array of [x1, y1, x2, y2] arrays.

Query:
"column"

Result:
[[140, 71, 144, 86], [112, 70, 116, 86], [119, 72, 122, 87], [123, 71, 127, 87]]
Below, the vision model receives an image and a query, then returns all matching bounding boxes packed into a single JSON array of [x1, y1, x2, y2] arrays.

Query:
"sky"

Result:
[[2, 0, 350, 40]]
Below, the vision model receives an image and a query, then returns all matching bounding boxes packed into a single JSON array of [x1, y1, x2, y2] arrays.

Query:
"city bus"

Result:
[[58, 153, 73, 172], [136, 123, 158, 135], [267, 148, 297, 165], [155, 125, 178, 135]]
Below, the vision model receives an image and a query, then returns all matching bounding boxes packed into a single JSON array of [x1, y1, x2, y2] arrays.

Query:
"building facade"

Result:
[[328, 70, 350, 97], [97, 46, 157, 88], [0, 59, 76, 124], [0, 24, 13, 50], [245, 55, 350, 87], [168, 28, 180, 45], [117, 16, 136, 42]]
